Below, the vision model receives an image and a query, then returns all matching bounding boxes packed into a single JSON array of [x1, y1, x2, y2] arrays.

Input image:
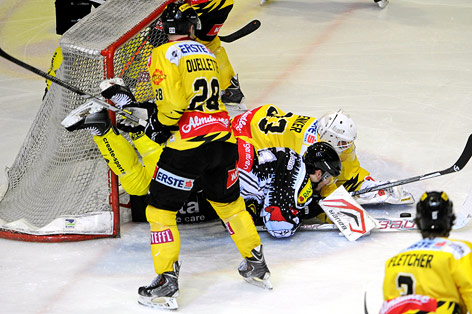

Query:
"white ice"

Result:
[[0, 0, 471, 313]]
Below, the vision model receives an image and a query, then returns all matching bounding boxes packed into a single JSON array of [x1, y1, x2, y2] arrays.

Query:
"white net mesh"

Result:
[[0, 0, 169, 240]]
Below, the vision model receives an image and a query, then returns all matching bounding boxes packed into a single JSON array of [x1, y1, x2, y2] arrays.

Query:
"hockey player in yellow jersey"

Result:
[[231, 104, 414, 206], [381, 191, 472, 314], [63, 3, 271, 309], [141, 3, 272, 308]]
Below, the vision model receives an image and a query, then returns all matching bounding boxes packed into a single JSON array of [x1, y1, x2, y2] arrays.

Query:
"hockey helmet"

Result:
[[415, 191, 455, 236], [303, 142, 342, 178], [161, 2, 201, 36], [318, 110, 357, 153]]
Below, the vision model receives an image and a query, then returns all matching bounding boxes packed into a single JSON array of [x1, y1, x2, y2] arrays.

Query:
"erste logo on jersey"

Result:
[[303, 120, 318, 146], [179, 111, 231, 138], [231, 109, 256, 138], [153, 166, 194, 191], [176, 42, 214, 57]]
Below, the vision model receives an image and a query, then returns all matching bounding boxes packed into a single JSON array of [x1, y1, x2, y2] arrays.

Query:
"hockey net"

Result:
[[0, 0, 171, 242]]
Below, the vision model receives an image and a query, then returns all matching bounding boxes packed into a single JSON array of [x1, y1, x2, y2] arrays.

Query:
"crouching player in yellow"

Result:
[[231, 104, 415, 208], [381, 191, 472, 314]]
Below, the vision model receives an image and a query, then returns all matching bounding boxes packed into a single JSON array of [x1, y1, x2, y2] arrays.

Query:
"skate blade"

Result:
[[244, 273, 273, 290], [138, 295, 179, 310]]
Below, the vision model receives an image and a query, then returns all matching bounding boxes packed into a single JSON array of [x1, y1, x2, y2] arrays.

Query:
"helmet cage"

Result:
[[318, 110, 357, 153]]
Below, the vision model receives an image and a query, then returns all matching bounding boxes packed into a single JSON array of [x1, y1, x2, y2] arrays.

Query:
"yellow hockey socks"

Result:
[[209, 197, 261, 258], [146, 206, 181, 274]]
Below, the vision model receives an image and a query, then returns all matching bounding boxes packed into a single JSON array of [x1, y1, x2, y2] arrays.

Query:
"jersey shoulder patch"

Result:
[[404, 238, 472, 260]]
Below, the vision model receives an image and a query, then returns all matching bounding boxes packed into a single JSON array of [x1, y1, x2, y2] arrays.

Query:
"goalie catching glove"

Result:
[[354, 176, 415, 205]]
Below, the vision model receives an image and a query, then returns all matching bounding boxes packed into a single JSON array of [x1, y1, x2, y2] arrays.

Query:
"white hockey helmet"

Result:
[[317, 109, 357, 153]]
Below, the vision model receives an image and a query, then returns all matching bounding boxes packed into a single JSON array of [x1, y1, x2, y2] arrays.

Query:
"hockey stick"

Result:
[[219, 20, 261, 43], [0, 48, 147, 126], [257, 214, 470, 233], [256, 218, 417, 232], [352, 134, 472, 197]]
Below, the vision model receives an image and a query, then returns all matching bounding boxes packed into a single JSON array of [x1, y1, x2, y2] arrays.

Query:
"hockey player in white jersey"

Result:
[[238, 141, 342, 238]]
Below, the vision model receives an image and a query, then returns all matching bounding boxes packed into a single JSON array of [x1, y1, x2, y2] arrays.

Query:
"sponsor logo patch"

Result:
[[231, 109, 256, 138], [153, 166, 194, 191], [207, 24, 224, 36], [227, 167, 239, 189], [179, 111, 231, 138], [237, 140, 254, 171], [152, 68, 166, 85], [150, 229, 174, 244]]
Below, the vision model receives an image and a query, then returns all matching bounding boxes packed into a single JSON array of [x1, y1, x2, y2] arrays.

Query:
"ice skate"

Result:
[[374, 0, 389, 8], [221, 74, 247, 110], [238, 245, 272, 290], [62, 101, 112, 136], [138, 262, 180, 310]]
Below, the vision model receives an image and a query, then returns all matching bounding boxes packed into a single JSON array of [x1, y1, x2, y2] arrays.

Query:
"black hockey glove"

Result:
[[115, 101, 155, 134], [144, 108, 172, 144], [100, 78, 136, 109]]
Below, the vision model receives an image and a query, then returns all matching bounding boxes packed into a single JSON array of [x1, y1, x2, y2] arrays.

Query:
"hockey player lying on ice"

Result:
[[62, 82, 413, 239]]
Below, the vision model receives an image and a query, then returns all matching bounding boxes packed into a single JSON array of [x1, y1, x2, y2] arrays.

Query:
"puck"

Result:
[[400, 212, 412, 218]]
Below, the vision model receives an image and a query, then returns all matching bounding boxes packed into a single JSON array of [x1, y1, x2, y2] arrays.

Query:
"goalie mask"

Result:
[[161, 2, 201, 36], [415, 191, 455, 237], [303, 142, 342, 179], [317, 110, 357, 154]]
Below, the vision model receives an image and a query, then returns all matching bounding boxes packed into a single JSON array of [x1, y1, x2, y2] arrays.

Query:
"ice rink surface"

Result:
[[1, 0, 472, 313]]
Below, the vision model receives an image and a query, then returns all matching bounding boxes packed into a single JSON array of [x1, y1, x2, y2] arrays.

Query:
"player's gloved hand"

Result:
[[144, 108, 172, 144], [100, 78, 136, 109], [116, 101, 155, 133], [356, 176, 414, 205]]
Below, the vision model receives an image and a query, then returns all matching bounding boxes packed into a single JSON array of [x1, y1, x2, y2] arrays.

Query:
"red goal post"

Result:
[[0, 0, 172, 242]]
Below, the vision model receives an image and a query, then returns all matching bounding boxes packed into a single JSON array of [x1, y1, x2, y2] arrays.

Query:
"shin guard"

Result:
[[146, 206, 180, 274], [210, 197, 261, 258]]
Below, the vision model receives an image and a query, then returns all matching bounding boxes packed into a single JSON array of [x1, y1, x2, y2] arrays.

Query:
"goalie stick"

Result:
[[0, 48, 146, 126], [219, 20, 261, 43], [351, 134, 472, 197]]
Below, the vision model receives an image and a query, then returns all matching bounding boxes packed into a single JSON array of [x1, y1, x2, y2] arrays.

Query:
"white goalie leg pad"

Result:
[[320, 186, 379, 241], [61, 100, 104, 128], [354, 179, 415, 205], [137, 292, 179, 310]]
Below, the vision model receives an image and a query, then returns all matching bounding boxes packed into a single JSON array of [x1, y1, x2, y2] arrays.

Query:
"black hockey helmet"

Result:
[[415, 191, 455, 238], [161, 2, 201, 36], [303, 142, 342, 178]]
